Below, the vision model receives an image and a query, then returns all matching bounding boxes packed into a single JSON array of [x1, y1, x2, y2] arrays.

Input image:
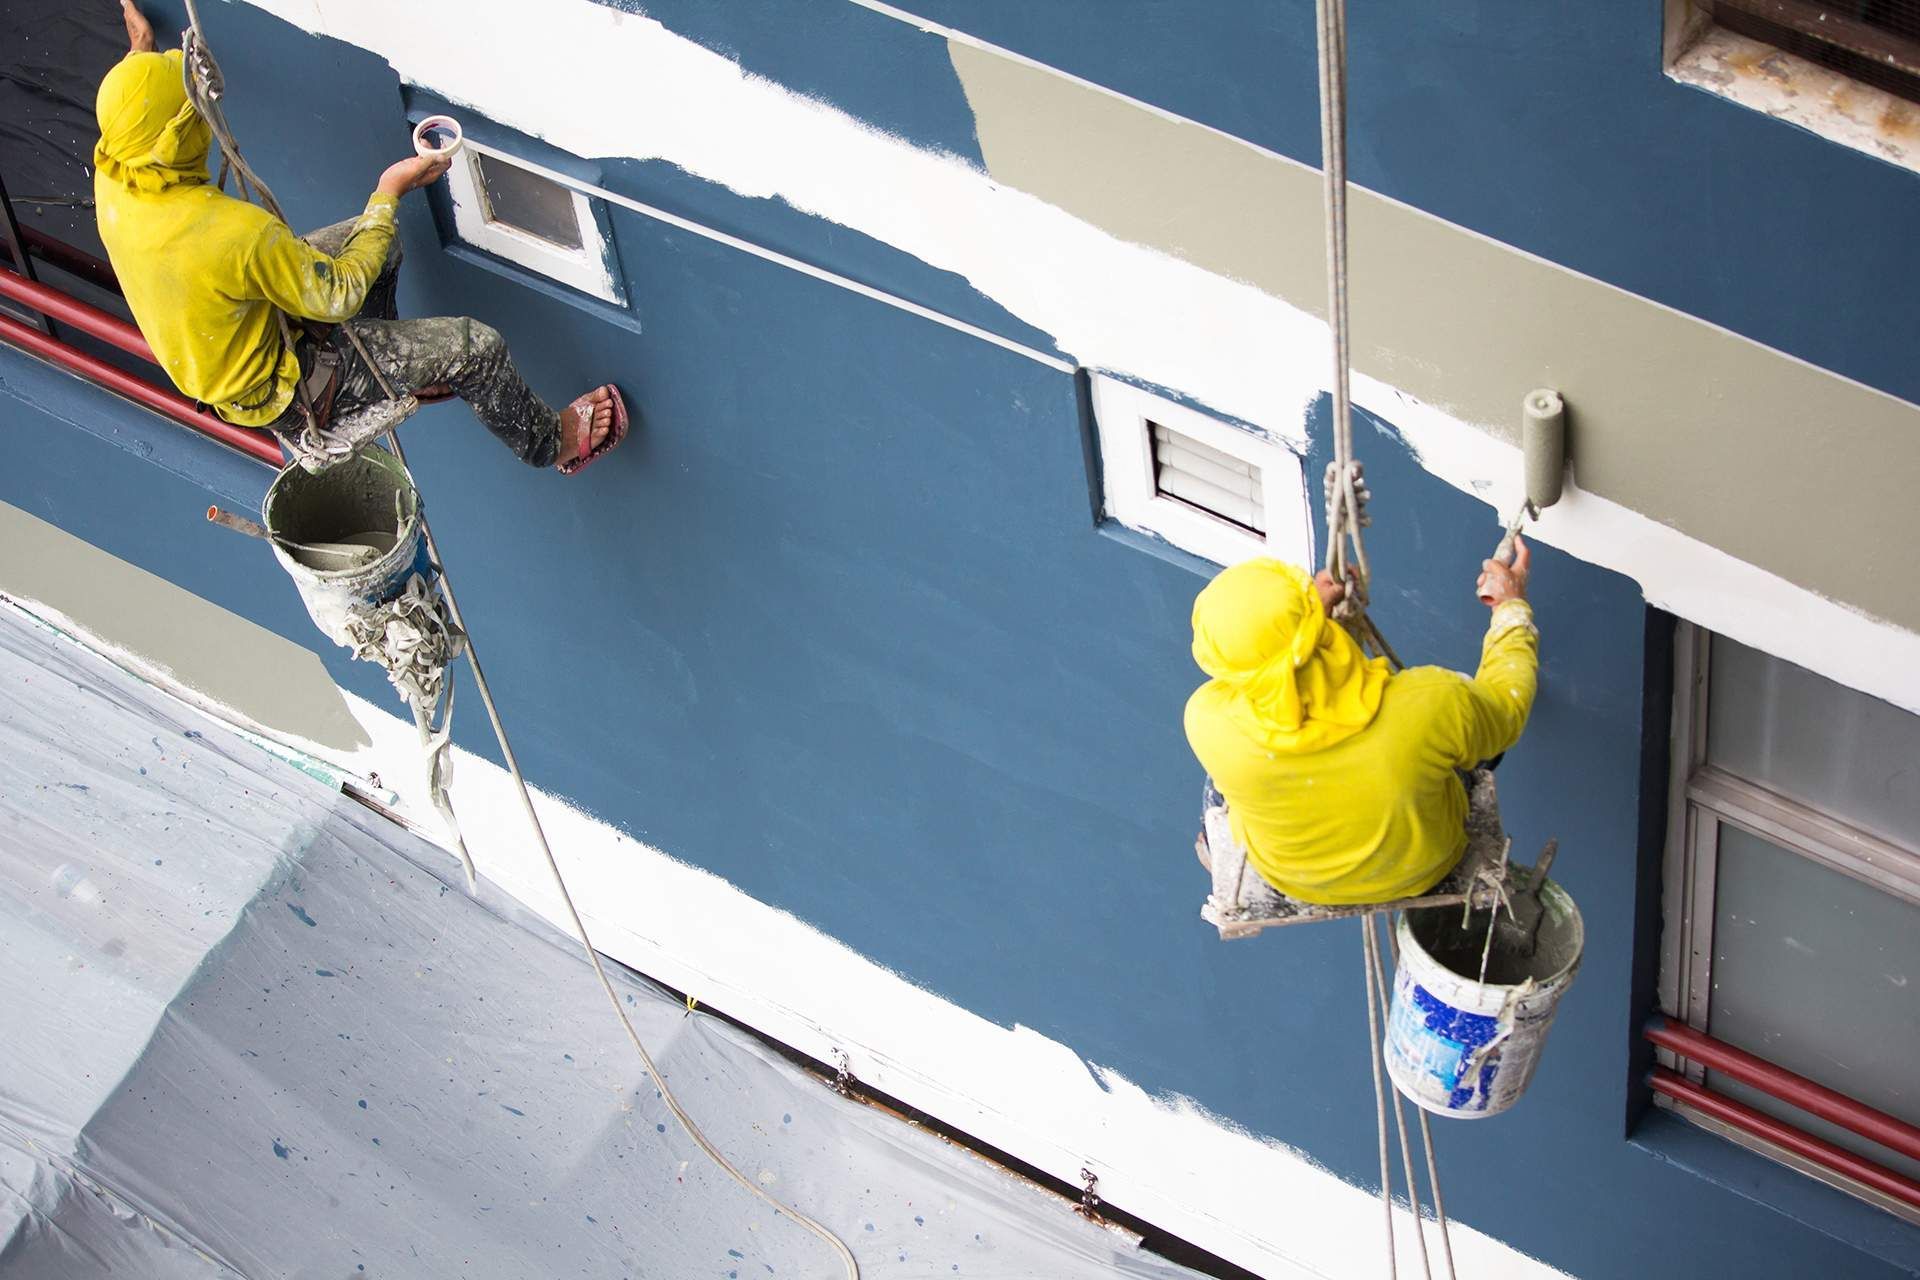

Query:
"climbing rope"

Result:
[[1312, 0, 1402, 673], [178, 9, 859, 1276], [1312, 1, 1456, 1274]]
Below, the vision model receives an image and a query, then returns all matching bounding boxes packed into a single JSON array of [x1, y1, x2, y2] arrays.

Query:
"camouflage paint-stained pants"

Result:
[[271, 219, 562, 467]]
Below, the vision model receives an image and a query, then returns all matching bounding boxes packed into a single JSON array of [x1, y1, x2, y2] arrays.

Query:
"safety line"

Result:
[[179, 5, 862, 1274], [444, 146, 1075, 376]]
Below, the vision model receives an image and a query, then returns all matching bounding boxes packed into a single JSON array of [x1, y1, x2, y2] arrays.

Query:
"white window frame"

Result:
[[444, 138, 623, 305], [1089, 373, 1312, 569], [1657, 621, 1920, 1224], [1663, 0, 1920, 180]]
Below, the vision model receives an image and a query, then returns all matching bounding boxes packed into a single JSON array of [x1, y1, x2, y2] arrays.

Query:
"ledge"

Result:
[[1630, 1107, 1920, 1274], [1669, 25, 1920, 176]]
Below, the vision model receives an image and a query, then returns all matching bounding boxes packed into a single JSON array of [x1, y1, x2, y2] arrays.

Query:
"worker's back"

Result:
[[1184, 559, 1537, 906], [93, 48, 397, 427], [97, 172, 291, 413]]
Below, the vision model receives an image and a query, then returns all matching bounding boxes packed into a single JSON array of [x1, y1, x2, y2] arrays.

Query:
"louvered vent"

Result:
[[1150, 421, 1265, 535]]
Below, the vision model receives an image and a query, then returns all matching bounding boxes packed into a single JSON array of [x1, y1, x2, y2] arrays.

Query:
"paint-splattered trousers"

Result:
[[266, 219, 562, 467]]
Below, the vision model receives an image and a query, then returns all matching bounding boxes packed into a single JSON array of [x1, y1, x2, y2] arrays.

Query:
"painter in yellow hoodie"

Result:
[[92, 48, 399, 426], [90, 30, 621, 471], [1184, 546, 1538, 905]]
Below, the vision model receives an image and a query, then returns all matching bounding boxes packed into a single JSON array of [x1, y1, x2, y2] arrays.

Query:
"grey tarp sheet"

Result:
[[0, 605, 1202, 1280]]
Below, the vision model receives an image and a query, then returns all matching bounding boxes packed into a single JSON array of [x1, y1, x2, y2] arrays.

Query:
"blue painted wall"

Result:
[[3, 2, 1913, 1276]]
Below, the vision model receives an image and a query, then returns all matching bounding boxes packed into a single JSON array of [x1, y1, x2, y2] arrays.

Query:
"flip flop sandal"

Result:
[[557, 384, 628, 476]]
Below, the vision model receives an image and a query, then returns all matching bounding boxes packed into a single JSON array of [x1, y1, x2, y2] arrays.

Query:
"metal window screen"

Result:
[[1712, 0, 1920, 105], [1705, 633, 1920, 847], [1150, 422, 1265, 535], [474, 153, 584, 252], [1705, 822, 1920, 1183]]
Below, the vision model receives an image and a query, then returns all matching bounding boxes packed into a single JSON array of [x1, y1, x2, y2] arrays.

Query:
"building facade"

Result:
[[2, 1, 1916, 1275]]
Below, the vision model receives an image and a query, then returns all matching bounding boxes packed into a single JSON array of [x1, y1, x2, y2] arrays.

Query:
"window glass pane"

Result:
[[475, 154, 583, 251], [1708, 822, 1920, 1182], [1707, 633, 1920, 847]]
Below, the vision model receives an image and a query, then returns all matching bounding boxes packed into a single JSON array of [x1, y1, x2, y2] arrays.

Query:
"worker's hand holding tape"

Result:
[[376, 155, 450, 198]]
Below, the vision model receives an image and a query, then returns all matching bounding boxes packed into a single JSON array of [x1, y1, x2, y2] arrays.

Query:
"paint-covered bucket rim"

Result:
[[1396, 879, 1584, 997], [262, 449, 423, 583]]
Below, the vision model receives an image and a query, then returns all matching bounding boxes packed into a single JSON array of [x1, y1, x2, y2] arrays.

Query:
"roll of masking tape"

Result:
[[412, 115, 463, 162]]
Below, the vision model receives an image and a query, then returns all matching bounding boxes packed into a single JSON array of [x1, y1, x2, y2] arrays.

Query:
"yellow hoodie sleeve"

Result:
[[243, 194, 399, 323], [1449, 599, 1539, 767]]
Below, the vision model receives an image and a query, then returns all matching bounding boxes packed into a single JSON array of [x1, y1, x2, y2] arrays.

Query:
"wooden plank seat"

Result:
[[1199, 768, 1531, 940]]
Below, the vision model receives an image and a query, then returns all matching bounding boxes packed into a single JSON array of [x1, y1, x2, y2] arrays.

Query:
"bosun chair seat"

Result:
[[1199, 768, 1544, 940]]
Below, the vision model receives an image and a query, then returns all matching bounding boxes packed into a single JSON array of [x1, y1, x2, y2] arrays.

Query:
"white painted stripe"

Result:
[[439, 135, 1075, 375], [8, 582, 1561, 1280], [843, 0, 1301, 167]]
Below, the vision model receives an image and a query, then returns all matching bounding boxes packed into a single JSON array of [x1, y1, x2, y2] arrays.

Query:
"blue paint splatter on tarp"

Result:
[[288, 904, 316, 927], [271, 1140, 289, 1159], [357, 1099, 368, 1109], [314, 969, 335, 978], [728, 1249, 744, 1259], [500, 1104, 525, 1116]]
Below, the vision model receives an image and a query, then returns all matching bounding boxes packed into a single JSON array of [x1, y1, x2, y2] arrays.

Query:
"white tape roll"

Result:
[[412, 115, 463, 161]]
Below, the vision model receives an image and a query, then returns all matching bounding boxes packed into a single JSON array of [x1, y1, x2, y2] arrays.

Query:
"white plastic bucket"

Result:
[[1384, 883, 1583, 1118], [263, 449, 433, 649]]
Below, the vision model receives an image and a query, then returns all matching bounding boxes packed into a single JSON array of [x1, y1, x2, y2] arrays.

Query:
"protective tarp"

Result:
[[0, 605, 1201, 1280], [0, 0, 125, 258]]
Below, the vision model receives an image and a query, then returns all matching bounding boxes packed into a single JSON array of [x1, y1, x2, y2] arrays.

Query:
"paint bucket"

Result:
[[262, 448, 433, 649], [1383, 883, 1583, 1118]]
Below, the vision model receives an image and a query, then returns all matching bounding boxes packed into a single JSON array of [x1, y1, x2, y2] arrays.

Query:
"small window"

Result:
[[443, 138, 624, 305], [1089, 373, 1310, 568], [1666, 0, 1920, 174], [1658, 624, 1920, 1222]]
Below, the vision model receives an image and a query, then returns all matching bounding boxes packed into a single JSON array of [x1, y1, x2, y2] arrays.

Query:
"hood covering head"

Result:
[[1190, 558, 1390, 752], [94, 51, 212, 193]]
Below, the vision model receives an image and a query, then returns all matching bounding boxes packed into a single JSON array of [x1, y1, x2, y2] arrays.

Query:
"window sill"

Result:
[[1668, 25, 1920, 176], [1094, 519, 1224, 579], [441, 243, 645, 339], [1630, 1107, 1920, 1274]]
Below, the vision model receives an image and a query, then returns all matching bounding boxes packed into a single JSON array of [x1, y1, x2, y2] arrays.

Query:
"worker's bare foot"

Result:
[[555, 386, 616, 469]]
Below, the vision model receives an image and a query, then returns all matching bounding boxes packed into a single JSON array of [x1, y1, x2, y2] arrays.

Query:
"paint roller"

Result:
[[1478, 388, 1565, 604]]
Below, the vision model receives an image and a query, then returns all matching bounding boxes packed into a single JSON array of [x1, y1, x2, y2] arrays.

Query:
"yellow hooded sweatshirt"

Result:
[[93, 50, 399, 427], [1184, 559, 1538, 905]]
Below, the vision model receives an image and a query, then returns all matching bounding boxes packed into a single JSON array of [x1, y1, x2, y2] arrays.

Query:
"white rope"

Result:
[[1359, 915, 1397, 1278], [1386, 918, 1458, 1280], [1366, 915, 1434, 1280], [177, 9, 860, 1275], [399, 487, 861, 1279]]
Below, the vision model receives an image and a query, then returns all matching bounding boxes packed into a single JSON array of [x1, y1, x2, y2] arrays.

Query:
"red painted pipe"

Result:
[[0, 310, 281, 466], [0, 265, 154, 363], [18, 226, 121, 295], [1647, 1017, 1920, 1164], [1649, 1068, 1920, 1209]]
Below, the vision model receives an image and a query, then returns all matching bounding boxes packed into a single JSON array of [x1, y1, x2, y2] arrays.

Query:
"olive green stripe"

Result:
[[951, 42, 1920, 631]]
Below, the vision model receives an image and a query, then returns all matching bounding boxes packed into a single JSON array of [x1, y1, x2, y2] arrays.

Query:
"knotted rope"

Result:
[[341, 573, 474, 889], [1314, 1, 1452, 1273]]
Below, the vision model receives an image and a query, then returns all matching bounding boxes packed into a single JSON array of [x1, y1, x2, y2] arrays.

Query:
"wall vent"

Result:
[[1149, 421, 1266, 535], [1087, 372, 1311, 568]]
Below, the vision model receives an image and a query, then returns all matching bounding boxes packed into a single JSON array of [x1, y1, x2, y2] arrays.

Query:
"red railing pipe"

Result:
[[1649, 1067, 1920, 1210], [19, 227, 121, 295], [1647, 1017, 1920, 1164], [0, 265, 154, 363], [0, 310, 281, 466]]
